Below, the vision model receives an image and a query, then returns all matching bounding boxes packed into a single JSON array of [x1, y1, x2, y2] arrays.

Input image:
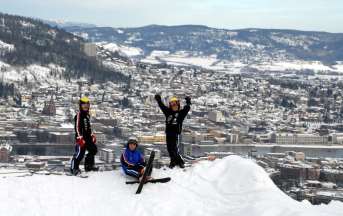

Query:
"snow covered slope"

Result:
[[0, 40, 15, 52], [99, 42, 143, 57], [64, 25, 343, 64], [1, 156, 342, 216], [141, 51, 343, 73], [0, 62, 67, 88]]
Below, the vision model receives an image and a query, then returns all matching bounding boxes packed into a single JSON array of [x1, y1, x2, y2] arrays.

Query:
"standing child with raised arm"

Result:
[[154, 94, 191, 168]]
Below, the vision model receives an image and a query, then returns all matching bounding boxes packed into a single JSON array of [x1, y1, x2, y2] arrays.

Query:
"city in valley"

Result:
[[2, 58, 343, 204], [1, 11, 343, 207]]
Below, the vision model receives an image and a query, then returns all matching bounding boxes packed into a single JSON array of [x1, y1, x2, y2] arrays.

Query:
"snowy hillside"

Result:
[[43, 19, 97, 28], [98, 42, 144, 57], [0, 62, 67, 87], [0, 12, 129, 83], [141, 51, 343, 73], [1, 156, 342, 216], [64, 25, 343, 63], [0, 39, 14, 52], [60, 24, 343, 73]]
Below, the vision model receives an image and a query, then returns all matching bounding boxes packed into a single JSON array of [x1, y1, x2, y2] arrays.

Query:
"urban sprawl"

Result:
[[1, 61, 343, 204]]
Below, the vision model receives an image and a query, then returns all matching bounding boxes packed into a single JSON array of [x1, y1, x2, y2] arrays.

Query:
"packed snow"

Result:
[[1, 155, 342, 216]]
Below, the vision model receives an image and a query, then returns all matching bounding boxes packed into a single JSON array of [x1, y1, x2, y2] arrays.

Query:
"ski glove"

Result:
[[154, 94, 162, 101], [76, 136, 86, 149], [91, 134, 97, 144], [185, 96, 191, 105]]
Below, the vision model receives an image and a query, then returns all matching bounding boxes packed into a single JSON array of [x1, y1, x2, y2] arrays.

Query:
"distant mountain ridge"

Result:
[[43, 20, 97, 28], [62, 24, 343, 64]]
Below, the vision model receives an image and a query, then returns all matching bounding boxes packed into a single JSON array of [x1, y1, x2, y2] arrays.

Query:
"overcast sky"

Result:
[[0, 0, 342, 32]]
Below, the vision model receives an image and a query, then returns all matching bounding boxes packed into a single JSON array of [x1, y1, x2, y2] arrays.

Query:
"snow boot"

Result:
[[71, 168, 81, 176], [169, 161, 176, 169], [178, 162, 185, 169], [85, 165, 99, 172]]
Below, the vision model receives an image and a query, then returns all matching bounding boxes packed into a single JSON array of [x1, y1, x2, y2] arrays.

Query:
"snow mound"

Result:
[[0, 155, 342, 216], [192, 155, 277, 194]]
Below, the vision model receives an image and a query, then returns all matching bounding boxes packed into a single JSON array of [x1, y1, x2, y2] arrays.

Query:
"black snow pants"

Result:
[[71, 141, 97, 171], [166, 133, 184, 165]]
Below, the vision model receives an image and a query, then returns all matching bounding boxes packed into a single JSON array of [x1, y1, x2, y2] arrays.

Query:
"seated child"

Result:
[[120, 138, 151, 180]]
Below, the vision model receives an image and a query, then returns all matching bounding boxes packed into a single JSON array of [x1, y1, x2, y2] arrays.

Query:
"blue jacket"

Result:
[[120, 147, 145, 169]]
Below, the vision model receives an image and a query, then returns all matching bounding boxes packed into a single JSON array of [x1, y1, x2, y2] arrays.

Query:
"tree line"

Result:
[[0, 12, 129, 83]]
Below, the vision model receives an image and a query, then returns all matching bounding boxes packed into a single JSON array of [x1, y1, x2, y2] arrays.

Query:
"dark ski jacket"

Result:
[[120, 147, 145, 169], [156, 100, 190, 135], [74, 111, 92, 141]]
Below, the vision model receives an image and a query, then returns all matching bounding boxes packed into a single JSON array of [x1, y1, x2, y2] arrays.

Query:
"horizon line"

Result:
[[1, 11, 343, 34]]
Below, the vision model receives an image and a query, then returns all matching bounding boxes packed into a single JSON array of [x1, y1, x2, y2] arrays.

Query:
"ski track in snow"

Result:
[[1, 156, 343, 216]]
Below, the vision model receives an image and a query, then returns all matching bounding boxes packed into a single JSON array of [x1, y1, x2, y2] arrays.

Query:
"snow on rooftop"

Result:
[[1, 155, 342, 216]]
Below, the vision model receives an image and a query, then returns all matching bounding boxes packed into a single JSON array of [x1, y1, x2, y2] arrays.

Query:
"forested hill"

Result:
[[0, 12, 129, 83]]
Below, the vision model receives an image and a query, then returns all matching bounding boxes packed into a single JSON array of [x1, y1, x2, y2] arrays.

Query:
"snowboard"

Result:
[[136, 151, 155, 194], [126, 177, 171, 185]]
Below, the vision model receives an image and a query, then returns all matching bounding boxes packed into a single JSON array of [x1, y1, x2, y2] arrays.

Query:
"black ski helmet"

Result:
[[127, 138, 138, 147]]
